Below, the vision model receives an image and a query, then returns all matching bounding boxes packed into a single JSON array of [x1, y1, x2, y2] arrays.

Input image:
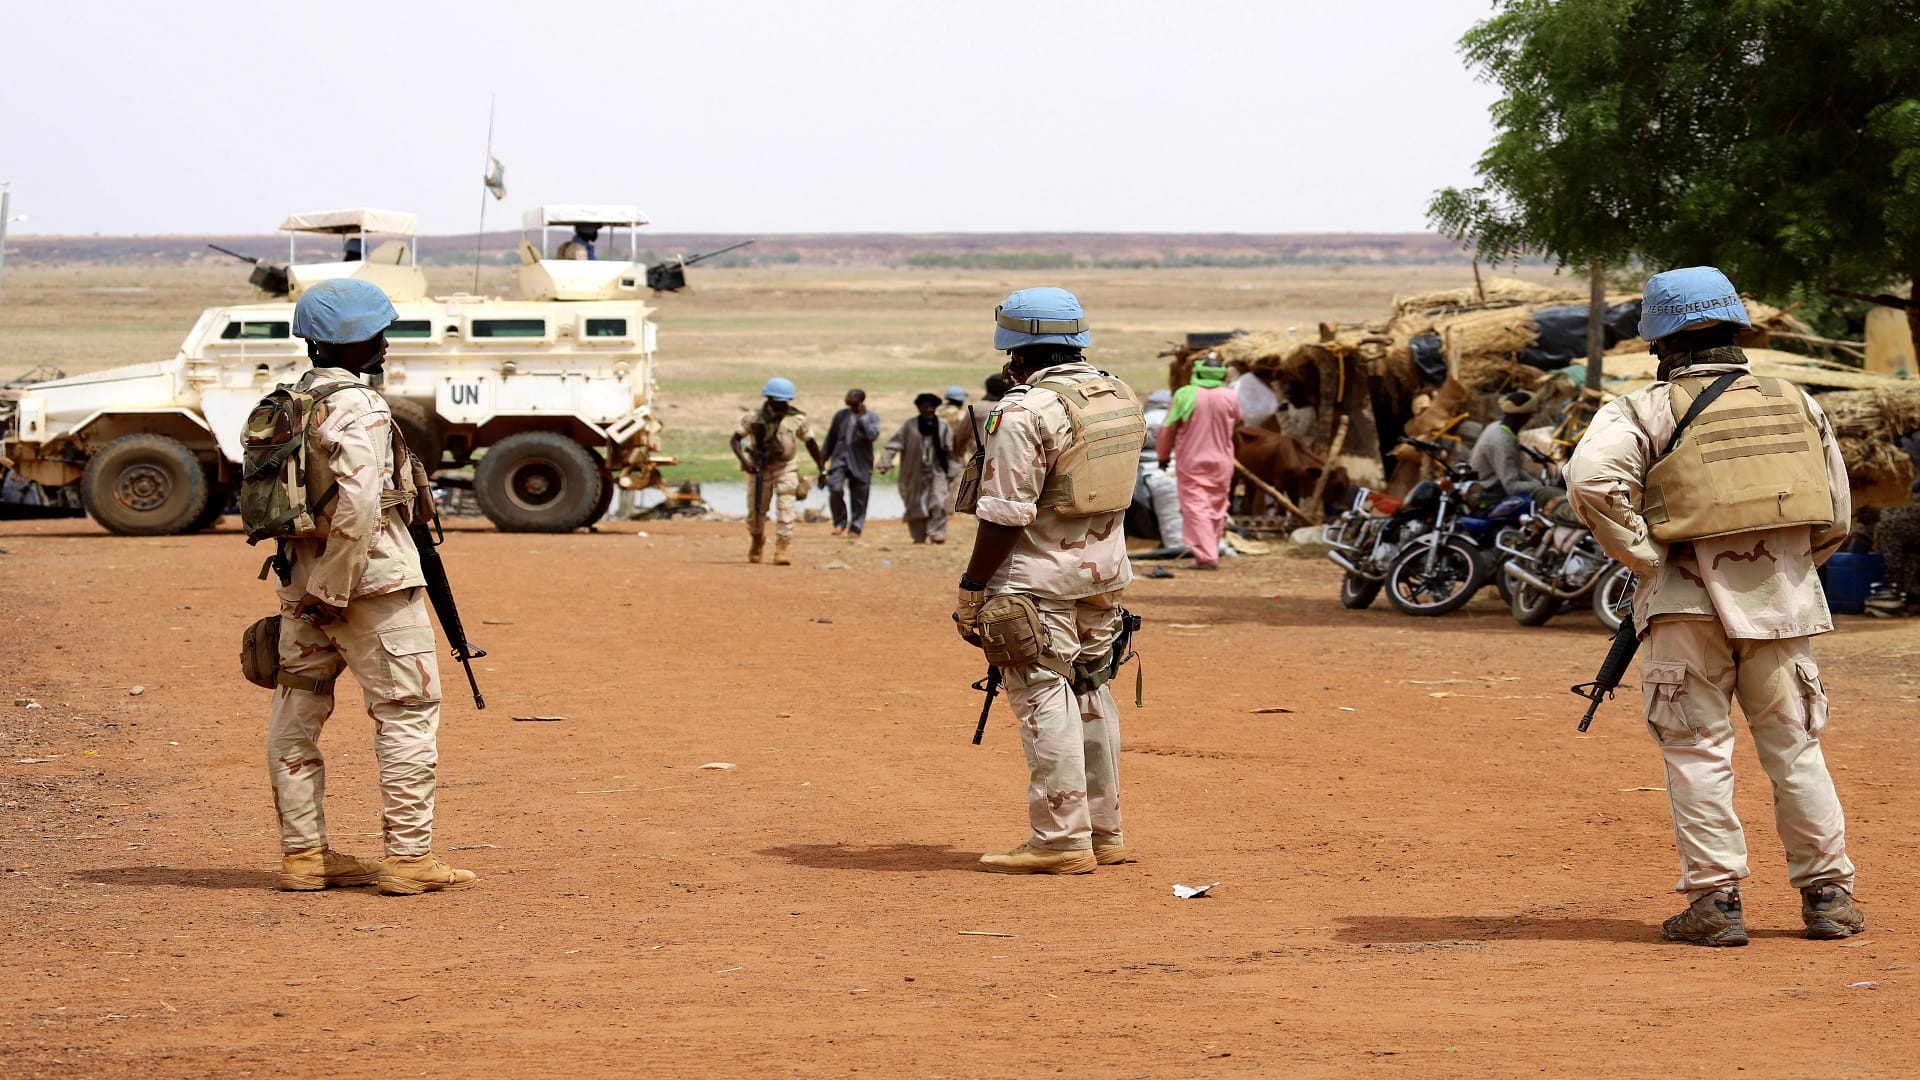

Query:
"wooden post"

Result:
[[1585, 260, 1606, 392], [1308, 414, 1350, 514]]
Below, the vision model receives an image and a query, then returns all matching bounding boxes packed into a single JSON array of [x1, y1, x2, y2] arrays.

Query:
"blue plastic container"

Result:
[[1822, 552, 1885, 615]]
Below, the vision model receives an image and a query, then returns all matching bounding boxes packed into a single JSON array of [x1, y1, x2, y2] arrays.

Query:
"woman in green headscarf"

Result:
[[1156, 354, 1242, 568]]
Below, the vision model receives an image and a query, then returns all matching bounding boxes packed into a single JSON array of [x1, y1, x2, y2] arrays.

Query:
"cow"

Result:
[[1232, 426, 1350, 521]]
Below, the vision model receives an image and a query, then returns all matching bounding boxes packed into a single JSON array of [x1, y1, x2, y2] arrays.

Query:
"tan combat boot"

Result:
[[1661, 886, 1748, 947], [748, 535, 765, 564], [978, 842, 1096, 875], [276, 846, 381, 891], [374, 853, 479, 896], [1092, 836, 1130, 865], [1802, 884, 1866, 939], [773, 538, 792, 566]]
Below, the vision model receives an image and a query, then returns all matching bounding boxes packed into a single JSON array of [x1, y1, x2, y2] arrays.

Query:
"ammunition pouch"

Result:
[[240, 614, 335, 694], [977, 594, 1072, 679], [954, 447, 984, 516]]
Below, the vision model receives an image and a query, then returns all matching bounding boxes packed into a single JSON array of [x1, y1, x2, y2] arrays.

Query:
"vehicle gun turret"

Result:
[[646, 240, 756, 292], [208, 244, 293, 297]]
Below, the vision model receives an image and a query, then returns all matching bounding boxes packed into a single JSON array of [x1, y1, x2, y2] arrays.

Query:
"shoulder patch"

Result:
[[984, 411, 1002, 435]]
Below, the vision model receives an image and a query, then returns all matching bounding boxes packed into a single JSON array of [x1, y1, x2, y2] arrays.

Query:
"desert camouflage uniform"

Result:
[[1567, 356, 1855, 897], [267, 367, 443, 857], [977, 361, 1135, 852], [737, 406, 814, 541]]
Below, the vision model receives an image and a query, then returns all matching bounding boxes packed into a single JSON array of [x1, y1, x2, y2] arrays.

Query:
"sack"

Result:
[[1644, 374, 1833, 542], [238, 379, 364, 545], [1032, 372, 1145, 517], [240, 614, 281, 689]]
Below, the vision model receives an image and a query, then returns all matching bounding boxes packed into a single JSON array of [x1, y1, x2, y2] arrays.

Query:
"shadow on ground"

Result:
[[759, 842, 978, 872], [1335, 914, 1655, 944], [72, 866, 276, 890]]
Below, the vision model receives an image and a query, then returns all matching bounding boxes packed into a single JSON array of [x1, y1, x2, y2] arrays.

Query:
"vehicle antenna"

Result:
[[473, 95, 498, 295]]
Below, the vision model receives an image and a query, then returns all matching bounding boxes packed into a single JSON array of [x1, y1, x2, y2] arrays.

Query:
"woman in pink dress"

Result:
[[1156, 355, 1242, 569]]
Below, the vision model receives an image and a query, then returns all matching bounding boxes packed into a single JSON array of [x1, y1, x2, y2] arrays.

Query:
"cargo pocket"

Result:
[[1642, 661, 1697, 745], [1794, 656, 1829, 737], [375, 623, 439, 704]]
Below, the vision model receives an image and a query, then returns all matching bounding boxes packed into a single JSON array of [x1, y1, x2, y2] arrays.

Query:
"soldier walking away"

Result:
[[731, 377, 825, 565], [1470, 390, 1556, 501], [877, 393, 955, 544], [938, 385, 974, 468], [1156, 354, 1240, 570], [1567, 266, 1862, 945], [822, 389, 881, 538], [261, 279, 477, 896], [954, 287, 1145, 874]]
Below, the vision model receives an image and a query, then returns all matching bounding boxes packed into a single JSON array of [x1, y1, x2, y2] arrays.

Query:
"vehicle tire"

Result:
[[389, 399, 445, 471], [81, 434, 210, 536], [187, 478, 231, 532], [1339, 572, 1381, 610], [1593, 561, 1635, 632], [1385, 535, 1482, 617], [1509, 569, 1559, 626], [473, 431, 605, 533], [587, 464, 615, 525]]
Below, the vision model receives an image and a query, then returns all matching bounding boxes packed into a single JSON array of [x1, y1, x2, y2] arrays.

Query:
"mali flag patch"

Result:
[[984, 410, 1002, 436]]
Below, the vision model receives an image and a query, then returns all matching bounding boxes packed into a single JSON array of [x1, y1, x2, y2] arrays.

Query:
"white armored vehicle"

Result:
[[1, 205, 710, 534]]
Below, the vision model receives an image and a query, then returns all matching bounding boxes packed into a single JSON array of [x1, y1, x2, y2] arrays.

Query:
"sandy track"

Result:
[[2, 516, 1917, 1077]]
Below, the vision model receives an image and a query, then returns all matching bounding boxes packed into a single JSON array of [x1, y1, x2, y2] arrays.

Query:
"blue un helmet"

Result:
[[1638, 266, 1751, 341], [291, 278, 399, 344], [761, 377, 796, 401], [945, 385, 968, 402], [994, 287, 1091, 351]]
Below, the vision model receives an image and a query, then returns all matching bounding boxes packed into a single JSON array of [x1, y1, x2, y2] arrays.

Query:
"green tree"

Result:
[[1432, 0, 1920, 359]]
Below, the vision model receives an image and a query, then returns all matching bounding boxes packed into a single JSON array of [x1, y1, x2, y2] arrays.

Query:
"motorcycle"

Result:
[[1496, 496, 1634, 629], [1380, 438, 1509, 616], [1321, 483, 1435, 609]]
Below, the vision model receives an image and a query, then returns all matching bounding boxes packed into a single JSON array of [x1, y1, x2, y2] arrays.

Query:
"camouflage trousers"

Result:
[[747, 465, 800, 541], [1640, 616, 1854, 896], [1001, 590, 1125, 851], [267, 588, 443, 857]]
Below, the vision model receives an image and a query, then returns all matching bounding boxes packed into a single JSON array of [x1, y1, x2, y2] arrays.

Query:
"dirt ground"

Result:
[[3, 513, 1918, 1077]]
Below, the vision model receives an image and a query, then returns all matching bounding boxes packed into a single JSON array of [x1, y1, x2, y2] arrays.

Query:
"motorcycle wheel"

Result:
[[1385, 536, 1482, 617], [1592, 562, 1635, 632], [1509, 569, 1559, 626], [1339, 572, 1381, 610]]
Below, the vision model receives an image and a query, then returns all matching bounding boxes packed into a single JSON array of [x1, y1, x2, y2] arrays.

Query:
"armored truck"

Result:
[[1, 205, 688, 535]]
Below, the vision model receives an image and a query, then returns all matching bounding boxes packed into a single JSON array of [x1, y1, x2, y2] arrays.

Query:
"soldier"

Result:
[[730, 377, 825, 565], [938, 385, 973, 468], [954, 287, 1144, 874], [266, 279, 477, 896], [556, 224, 600, 260], [1567, 266, 1861, 945]]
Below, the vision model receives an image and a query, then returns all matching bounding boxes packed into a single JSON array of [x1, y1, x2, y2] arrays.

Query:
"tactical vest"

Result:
[[1032, 370, 1146, 517], [240, 377, 430, 548], [1643, 373, 1834, 543]]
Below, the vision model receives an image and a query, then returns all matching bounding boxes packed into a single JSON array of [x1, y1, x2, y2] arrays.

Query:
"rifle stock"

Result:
[[408, 521, 487, 710]]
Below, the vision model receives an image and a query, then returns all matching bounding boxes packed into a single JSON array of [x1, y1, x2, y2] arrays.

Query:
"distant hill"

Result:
[[7, 231, 1470, 268]]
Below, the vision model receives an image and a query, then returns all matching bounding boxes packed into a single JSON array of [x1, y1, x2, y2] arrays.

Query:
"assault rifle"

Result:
[[1572, 608, 1637, 732], [408, 520, 487, 709], [971, 666, 1001, 745]]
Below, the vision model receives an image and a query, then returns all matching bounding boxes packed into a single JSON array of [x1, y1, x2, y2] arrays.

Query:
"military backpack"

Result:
[[238, 380, 367, 545]]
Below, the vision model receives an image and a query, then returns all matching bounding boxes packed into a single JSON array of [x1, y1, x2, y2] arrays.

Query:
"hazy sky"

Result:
[[4, 1, 1504, 237]]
